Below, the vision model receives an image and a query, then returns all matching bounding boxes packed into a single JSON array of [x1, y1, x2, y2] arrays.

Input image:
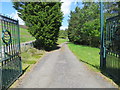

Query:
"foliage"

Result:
[[13, 2, 63, 50], [104, 2, 120, 18], [68, 3, 100, 47], [59, 29, 68, 39]]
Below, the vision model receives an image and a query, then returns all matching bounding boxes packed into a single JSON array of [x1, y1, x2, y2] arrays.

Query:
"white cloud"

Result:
[[10, 11, 25, 25], [60, 26, 68, 30], [61, 0, 73, 15], [61, 0, 78, 29]]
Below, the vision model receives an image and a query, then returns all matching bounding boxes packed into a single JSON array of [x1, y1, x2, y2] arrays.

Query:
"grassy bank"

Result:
[[67, 43, 100, 71], [0, 27, 35, 43], [20, 28, 35, 43]]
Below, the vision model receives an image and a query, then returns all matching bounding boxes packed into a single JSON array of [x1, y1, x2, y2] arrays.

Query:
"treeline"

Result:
[[13, 2, 63, 50], [68, 2, 120, 48], [59, 29, 68, 39]]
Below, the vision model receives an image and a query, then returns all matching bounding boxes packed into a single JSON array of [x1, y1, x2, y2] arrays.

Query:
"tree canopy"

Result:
[[68, 2, 100, 47], [68, 2, 120, 48]]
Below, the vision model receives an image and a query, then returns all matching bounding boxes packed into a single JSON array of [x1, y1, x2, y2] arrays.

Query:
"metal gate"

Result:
[[0, 14, 22, 89], [105, 15, 120, 81]]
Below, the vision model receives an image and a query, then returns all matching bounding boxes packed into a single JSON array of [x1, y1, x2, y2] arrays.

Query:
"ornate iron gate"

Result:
[[0, 14, 22, 89], [105, 15, 120, 81]]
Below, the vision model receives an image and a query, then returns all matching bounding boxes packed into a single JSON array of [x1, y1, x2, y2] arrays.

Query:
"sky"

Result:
[[0, 1, 83, 30]]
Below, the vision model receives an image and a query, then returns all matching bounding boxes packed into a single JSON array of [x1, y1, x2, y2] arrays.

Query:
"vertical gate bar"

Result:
[[1, 18, 3, 89], [1, 19, 3, 59], [10, 21, 14, 81], [3, 18, 6, 59], [6, 20, 10, 85], [3, 18, 7, 87], [12, 22, 15, 77], [17, 20, 22, 74], [17, 21, 20, 52], [0, 15, 2, 90]]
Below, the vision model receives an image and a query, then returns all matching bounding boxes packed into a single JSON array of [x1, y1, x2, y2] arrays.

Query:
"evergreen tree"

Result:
[[13, 2, 63, 50], [68, 2, 100, 47]]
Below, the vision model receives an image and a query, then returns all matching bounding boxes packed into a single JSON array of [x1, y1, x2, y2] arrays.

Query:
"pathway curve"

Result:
[[16, 43, 117, 88]]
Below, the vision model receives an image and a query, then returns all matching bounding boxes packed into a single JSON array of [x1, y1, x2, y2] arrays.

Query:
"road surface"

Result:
[[15, 43, 117, 88]]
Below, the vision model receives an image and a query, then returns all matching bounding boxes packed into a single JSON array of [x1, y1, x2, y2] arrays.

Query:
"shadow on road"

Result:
[[46, 45, 61, 52], [32, 40, 61, 51], [22, 65, 30, 75], [101, 69, 120, 87]]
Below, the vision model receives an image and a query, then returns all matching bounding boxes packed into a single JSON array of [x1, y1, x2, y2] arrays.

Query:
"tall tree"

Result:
[[68, 2, 100, 47], [13, 2, 63, 50], [104, 2, 120, 18]]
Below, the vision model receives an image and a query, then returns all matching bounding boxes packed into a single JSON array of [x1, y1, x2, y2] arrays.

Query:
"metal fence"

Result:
[[0, 14, 22, 89], [21, 40, 35, 52], [105, 15, 120, 81]]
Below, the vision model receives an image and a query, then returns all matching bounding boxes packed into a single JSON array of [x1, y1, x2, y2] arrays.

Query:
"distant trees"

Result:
[[59, 29, 68, 39], [68, 3, 100, 47], [104, 2, 120, 18], [13, 2, 63, 50]]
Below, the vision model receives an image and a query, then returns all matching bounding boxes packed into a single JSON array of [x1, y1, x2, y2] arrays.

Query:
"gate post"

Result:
[[100, 1, 106, 70], [0, 64, 2, 90]]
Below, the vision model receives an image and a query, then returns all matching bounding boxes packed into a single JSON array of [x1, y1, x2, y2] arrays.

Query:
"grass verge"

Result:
[[67, 42, 120, 87], [10, 46, 45, 88], [21, 46, 45, 72], [67, 43, 100, 71]]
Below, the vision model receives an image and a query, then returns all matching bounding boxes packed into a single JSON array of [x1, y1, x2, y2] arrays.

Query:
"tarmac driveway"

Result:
[[15, 43, 117, 88]]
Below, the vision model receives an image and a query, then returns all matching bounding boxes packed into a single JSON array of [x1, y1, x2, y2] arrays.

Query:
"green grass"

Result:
[[57, 38, 68, 45], [20, 28, 35, 43], [21, 46, 45, 71], [67, 43, 100, 71], [10, 47, 45, 88]]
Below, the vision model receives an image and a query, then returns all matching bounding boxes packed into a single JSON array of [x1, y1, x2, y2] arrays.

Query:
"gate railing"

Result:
[[0, 14, 22, 89], [105, 15, 120, 81]]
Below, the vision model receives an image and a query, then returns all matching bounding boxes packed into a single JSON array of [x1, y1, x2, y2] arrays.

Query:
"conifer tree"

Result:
[[13, 2, 63, 50]]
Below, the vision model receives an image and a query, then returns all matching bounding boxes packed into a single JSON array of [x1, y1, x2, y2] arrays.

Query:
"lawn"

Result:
[[67, 43, 100, 71], [57, 38, 68, 45]]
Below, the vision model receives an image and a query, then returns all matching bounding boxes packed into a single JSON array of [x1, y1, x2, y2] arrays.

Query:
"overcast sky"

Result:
[[0, 1, 83, 30]]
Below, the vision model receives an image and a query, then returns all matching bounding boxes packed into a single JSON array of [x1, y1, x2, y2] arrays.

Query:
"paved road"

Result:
[[16, 43, 117, 88]]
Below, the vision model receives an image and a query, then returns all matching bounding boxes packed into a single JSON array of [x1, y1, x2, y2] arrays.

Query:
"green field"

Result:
[[20, 28, 35, 43], [67, 43, 100, 71]]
